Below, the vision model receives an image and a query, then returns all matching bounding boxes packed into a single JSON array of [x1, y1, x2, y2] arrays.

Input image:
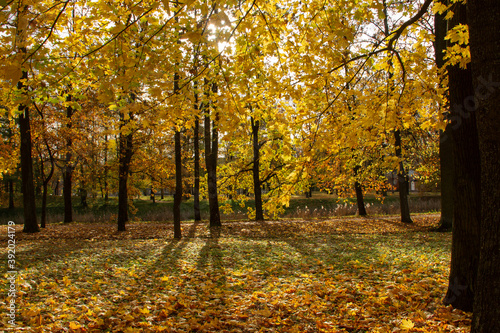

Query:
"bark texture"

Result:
[[204, 80, 221, 227], [251, 117, 264, 221], [443, 2, 481, 313], [468, 0, 500, 330]]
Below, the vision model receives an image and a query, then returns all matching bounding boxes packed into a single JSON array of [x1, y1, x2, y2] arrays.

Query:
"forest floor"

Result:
[[0, 215, 471, 332]]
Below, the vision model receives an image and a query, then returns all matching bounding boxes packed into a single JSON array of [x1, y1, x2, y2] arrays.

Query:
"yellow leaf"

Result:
[[400, 319, 415, 330], [62, 276, 71, 286], [69, 321, 81, 330]]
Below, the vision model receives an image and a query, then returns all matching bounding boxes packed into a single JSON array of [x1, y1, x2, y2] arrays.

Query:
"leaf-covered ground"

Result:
[[1, 215, 470, 332]]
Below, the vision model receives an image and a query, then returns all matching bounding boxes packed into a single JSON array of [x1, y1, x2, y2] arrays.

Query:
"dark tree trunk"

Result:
[[8, 179, 14, 210], [353, 166, 367, 216], [117, 114, 134, 232], [19, 105, 39, 233], [103, 134, 109, 204], [80, 165, 88, 208], [442, 2, 481, 313], [434, 5, 454, 231], [394, 130, 412, 223], [18, 66, 38, 233], [468, 0, 500, 330], [150, 185, 156, 203], [204, 80, 221, 227], [40, 147, 54, 229], [173, 129, 182, 238], [63, 99, 73, 223], [172, 4, 182, 238], [381, 2, 412, 224], [193, 85, 201, 222], [251, 117, 264, 221], [193, 115, 201, 221]]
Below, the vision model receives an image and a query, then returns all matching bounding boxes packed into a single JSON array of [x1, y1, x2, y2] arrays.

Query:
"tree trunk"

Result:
[[16, 4, 38, 233], [193, 115, 201, 221], [381, 2, 412, 224], [117, 114, 134, 232], [104, 133, 109, 204], [251, 117, 264, 221], [80, 165, 88, 208], [8, 179, 14, 210], [434, 4, 454, 231], [19, 98, 39, 233], [63, 99, 73, 223], [173, 129, 182, 238], [394, 130, 412, 223], [193, 85, 202, 222], [353, 166, 367, 216], [204, 80, 221, 227], [443, 2, 481, 313], [41, 182, 48, 228], [468, 0, 500, 330]]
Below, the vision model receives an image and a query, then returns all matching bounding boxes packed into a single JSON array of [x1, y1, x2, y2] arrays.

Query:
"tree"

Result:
[[15, 3, 38, 233], [442, 0, 481, 312], [467, 0, 500, 330], [203, 78, 222, 227]]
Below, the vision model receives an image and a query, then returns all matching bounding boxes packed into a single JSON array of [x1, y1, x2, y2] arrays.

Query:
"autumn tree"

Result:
[[440, 0, 481, 312], [467, 0, 500, 330]]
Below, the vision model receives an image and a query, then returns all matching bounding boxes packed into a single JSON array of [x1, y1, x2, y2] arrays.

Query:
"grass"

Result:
[[0, 192, 440, 225], [0, 216, 469, 332]]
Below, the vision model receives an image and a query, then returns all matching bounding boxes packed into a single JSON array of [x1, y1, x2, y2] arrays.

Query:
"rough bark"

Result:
[[251, 117, 264, 221], [394, 130, 412, 223], [40, 145, 55, 229], [193, 113, 201, 221], [80, 165, 88, 208], [353, 166, 367, 216], [16, 4, 38, 233], [173, 128, 182, 238], [441, 1, 482, 313], [19, 93, 38, 233], [63, 97, 73, 223], [204, 80, 221, 227], [8, 179, 14, 210], [468, 0, 500, 330], [382, 1, 412, 224], [117, 114, 134, 232]]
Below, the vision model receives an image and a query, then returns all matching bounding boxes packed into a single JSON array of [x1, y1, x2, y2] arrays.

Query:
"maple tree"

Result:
[[2, 0, 499, 329]]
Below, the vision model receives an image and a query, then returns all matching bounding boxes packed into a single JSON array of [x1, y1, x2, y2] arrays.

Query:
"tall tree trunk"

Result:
[[19, 98, 38, 233], [80, 164, 87, 208], [442, 2, 481, 312], [173, 129, 182, 238], [16, 4, 38, 233], [104, 133, 109, 204], [433, 5, 454, 231], [251, 116, 264, 221], [468, 0, 500, 330], [8, 179, 14, 210], [204, 80, 221, 227], [394, 130, 412, 223], [353, 166, 367, 216], [40, 146, 54, 229], [382, 1, 412, 224], [63, 98, 73, 223], [172, 1, 182, 238], [193, 85, 202, 222], [117, 113, 134, 232]]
